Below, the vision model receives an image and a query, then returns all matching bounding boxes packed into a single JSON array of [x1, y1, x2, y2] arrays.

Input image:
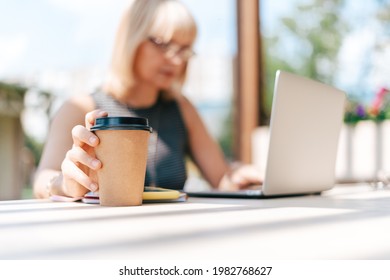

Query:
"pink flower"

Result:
[[371, 87, 389, 116]]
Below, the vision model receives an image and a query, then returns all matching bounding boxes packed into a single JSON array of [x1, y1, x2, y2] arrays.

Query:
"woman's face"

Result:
[[133, 32, 195, 90]]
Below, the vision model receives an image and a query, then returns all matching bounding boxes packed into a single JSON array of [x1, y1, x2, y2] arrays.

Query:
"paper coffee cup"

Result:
[[91, 117, 152, 206]]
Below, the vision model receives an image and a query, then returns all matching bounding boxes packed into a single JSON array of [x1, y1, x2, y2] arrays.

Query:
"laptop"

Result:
[[187, 70, 346, 198]]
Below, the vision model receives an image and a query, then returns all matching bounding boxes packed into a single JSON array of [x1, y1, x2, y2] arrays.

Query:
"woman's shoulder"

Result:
[[175, 95, 198, 117], [175, 94, 196, 111], [175, 94, 204, 129], [52, 94, 95, 123], [62, 94, 95, 113], [74, 92, 96, 106]]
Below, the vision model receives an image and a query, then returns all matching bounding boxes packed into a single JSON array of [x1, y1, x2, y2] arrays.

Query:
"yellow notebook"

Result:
[[142, 186, 181, 200], [50, 187, 186, 204]]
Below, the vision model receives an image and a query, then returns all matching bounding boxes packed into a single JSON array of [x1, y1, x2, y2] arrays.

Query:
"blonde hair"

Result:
[[105, 0, 197, 100]]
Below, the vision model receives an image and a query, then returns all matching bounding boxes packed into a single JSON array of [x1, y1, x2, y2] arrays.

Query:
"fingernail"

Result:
[[91, 159, 100, 169], [90, 183, 98, 192], [232, 178, 243, 185], [89, 136, 98, 145]]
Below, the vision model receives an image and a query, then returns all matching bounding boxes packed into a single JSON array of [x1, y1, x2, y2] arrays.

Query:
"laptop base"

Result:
[[186, 190, 322, 199]]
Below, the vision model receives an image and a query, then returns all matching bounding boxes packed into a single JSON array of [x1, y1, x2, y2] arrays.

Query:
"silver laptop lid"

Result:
[[262, 70, 346, 196]]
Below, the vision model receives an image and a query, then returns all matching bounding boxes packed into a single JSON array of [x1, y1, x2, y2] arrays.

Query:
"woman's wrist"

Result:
[[218, 173, 233, 191], [46, 173, 64, 197], [218, 162, 241, 190], [218, 162, 263, 191]]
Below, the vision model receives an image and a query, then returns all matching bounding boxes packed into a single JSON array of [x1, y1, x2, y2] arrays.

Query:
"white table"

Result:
[[1, 184, 390, 260]]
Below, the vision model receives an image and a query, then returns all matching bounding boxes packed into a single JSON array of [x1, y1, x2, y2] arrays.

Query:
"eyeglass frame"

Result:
[[147, 36, 195, 61]]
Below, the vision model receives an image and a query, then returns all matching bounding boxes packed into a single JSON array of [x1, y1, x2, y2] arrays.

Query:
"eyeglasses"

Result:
[[148, 36, 195, 61]]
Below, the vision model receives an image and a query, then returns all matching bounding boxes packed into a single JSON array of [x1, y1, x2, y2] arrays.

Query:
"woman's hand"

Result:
[[219, 163, 263, 191], [59, 110, 108, 197]]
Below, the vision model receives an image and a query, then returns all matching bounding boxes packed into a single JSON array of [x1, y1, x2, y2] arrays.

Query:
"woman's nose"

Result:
[[166, 53, 185, 66]]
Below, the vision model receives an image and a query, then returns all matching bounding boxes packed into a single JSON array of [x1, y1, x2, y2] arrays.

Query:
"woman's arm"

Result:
[[33, 94, 96, 198], [178, 96, 228, 188], [177, 96, 262, 190]]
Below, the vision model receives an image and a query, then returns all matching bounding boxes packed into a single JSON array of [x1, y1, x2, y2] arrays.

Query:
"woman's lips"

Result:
[[160, 69, 175, 78]]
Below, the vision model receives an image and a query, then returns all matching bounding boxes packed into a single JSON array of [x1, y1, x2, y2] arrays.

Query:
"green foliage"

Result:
[[376, 2, 390, 36], [344, 88, 390, 124], [0, 81, 28, 101], [0, 81, 28, 115], [1, 80, 53, 166], [263, 0, 349, 123], [24, 134, 44, 166]]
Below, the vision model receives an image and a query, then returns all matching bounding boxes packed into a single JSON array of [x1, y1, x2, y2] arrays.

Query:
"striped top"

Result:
[[91, 91, 188, 190]]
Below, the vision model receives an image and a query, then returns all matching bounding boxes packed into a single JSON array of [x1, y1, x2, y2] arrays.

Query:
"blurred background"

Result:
[[1, 0, 389, 199]]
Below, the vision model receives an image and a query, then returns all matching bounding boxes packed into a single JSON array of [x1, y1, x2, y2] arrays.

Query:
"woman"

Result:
[[33, 0, 262, 199]]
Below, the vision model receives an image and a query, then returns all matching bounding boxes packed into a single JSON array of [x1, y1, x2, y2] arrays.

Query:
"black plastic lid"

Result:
[[90, 117, 152, 132]]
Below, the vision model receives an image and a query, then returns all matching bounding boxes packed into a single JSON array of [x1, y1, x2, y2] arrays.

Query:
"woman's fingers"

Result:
[[61, 143, 101, 197], [71, 110, 107, 147], [230, 165, 262, 189], [61, 109, 108, 197], [66, 146, 101, 170], [61, 158, 98, 193], [85, 110, 108, 130], [59, 110, 107, 198], [72, 125, 99, 148]]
